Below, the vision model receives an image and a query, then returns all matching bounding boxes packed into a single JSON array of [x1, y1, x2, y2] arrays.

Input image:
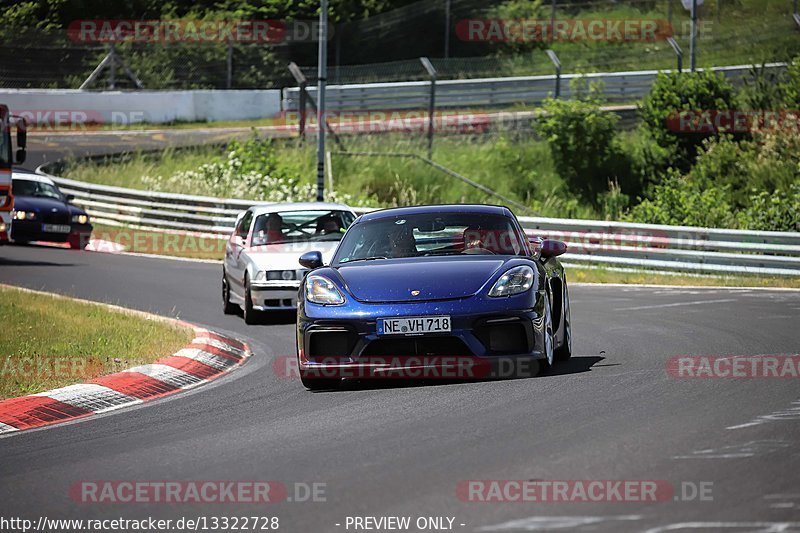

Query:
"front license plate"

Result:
[[42, 224, 71, 233], [378, 316, 451, 336]]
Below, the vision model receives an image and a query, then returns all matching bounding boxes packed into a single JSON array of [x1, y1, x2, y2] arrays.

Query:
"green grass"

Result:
[[92, 224, 226, 260], [499, 0, 799, 76], [567, 266, 800, 289], [64, 147, 224, 190], [0, 286, 192, 400], [63, 134, 602, 219]]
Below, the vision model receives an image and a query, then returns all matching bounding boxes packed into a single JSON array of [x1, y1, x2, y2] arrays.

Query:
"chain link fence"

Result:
[[0, 0, 797, 89]]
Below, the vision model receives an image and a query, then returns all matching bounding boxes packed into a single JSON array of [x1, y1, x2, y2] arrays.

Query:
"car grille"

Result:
[[307, 329, 358, 358], [263, 298, 295, 308], [361, 336, 473, 358], [42, 212, 69, 225], [474, 319, 531, 354]]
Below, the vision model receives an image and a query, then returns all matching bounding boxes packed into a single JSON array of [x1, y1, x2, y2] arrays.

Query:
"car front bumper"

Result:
[[250, 281, 301, 311], [297, 290, 548, 379], [11, 220, 92, 244]]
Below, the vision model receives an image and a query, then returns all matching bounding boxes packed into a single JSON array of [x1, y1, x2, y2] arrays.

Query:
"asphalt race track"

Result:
[[2, 243, 799, 532]]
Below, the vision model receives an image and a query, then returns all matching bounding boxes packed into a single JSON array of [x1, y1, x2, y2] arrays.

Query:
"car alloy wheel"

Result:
[[222, 272, 237, 315]]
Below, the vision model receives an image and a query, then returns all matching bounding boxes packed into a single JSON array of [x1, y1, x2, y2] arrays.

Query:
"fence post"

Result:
[[226, 41, 233, 89], [108, 43, 116, 90], [420, 57, 438, 160], [444, 0, 451, 58], [288, 62, 308, 140], [668, 0, 673, 28], [689, 0, 698, 71], [794, 0, 800, 29], [546, 50, 561, 98], [667, 37, 683, 73]]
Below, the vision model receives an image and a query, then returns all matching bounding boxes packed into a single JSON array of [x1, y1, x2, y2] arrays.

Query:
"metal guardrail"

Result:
[[283, 63, 787, 112], [47, 174, 800, 277]]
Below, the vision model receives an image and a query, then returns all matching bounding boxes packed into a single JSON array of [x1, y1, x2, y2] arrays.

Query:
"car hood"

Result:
[[13, 196, 70, 213], [247, 241, 339, 271], [335, 256, 508, 303]]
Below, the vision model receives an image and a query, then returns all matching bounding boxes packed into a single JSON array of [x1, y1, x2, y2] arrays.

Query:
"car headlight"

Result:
[[0, 221, 6, 232], [305, 275, 345, 305], [254, 271, 266, 281], [13, 210, 35, 221], [71, 214, 89, 224], [488, 265, 534, 297], [267, 270, 296, 281]]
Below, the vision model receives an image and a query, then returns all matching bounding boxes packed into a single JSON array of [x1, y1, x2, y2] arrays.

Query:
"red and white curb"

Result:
[[0, 290, 251, 435]]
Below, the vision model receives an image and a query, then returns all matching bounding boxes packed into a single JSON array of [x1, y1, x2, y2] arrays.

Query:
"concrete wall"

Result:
[[0, 89, 281, 126]]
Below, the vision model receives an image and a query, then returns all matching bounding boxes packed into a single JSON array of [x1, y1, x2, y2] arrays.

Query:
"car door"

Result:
[[227, 209, 253, 298]]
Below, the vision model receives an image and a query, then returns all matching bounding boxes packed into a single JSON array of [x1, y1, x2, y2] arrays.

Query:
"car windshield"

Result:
[[251, 209, 355, 246], [334, 212, 525, 264], [12, 179, 64, 200]]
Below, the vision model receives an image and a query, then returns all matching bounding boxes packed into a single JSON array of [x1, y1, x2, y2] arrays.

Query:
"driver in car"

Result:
[[386, 223, 417, 258], [253, 213, 285, 245]]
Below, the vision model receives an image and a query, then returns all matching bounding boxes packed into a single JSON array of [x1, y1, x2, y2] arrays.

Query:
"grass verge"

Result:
[[0, 286, 193, 400], [567, 266, 800, 289], [91, 224, 226, 261]]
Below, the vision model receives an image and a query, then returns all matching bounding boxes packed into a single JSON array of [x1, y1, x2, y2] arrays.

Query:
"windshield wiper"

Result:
[[341, 256, 388, 264], [422, 250, 461, 257]]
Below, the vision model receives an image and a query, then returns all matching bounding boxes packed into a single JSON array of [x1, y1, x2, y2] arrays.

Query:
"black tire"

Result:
[[222, 272, 237, 315], [243, 274, 260, 325], [554, 284, 572, 362], [539, 291, 555, 374]]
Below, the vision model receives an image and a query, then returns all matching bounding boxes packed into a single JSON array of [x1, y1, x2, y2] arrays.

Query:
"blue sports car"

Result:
[[296, 204, 572, 390]]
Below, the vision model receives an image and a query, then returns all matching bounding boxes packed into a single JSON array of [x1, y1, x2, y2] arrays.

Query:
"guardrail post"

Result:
[[288, 62, 308, 140], [546, 50, 561, 98], [420, 57, 438, 160], [666, 37, 683, 73]]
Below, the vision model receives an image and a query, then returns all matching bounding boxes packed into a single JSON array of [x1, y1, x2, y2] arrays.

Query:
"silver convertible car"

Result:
[[222, 203, 357, 323]]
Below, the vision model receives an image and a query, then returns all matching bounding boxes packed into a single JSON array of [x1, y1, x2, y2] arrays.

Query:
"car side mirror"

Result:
[[299, 251, 323, 269], [65, 194, 75, 202], [540, 239, 567, 259]]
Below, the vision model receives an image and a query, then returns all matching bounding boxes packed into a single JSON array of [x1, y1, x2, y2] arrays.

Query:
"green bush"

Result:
[[740, 184, 800, 232], [780, 55, 800, 108], [538, 86, 620, 202], [626, 127, 800, 231], [640, 70, 738, 171], [625, 171, 736, 228]]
